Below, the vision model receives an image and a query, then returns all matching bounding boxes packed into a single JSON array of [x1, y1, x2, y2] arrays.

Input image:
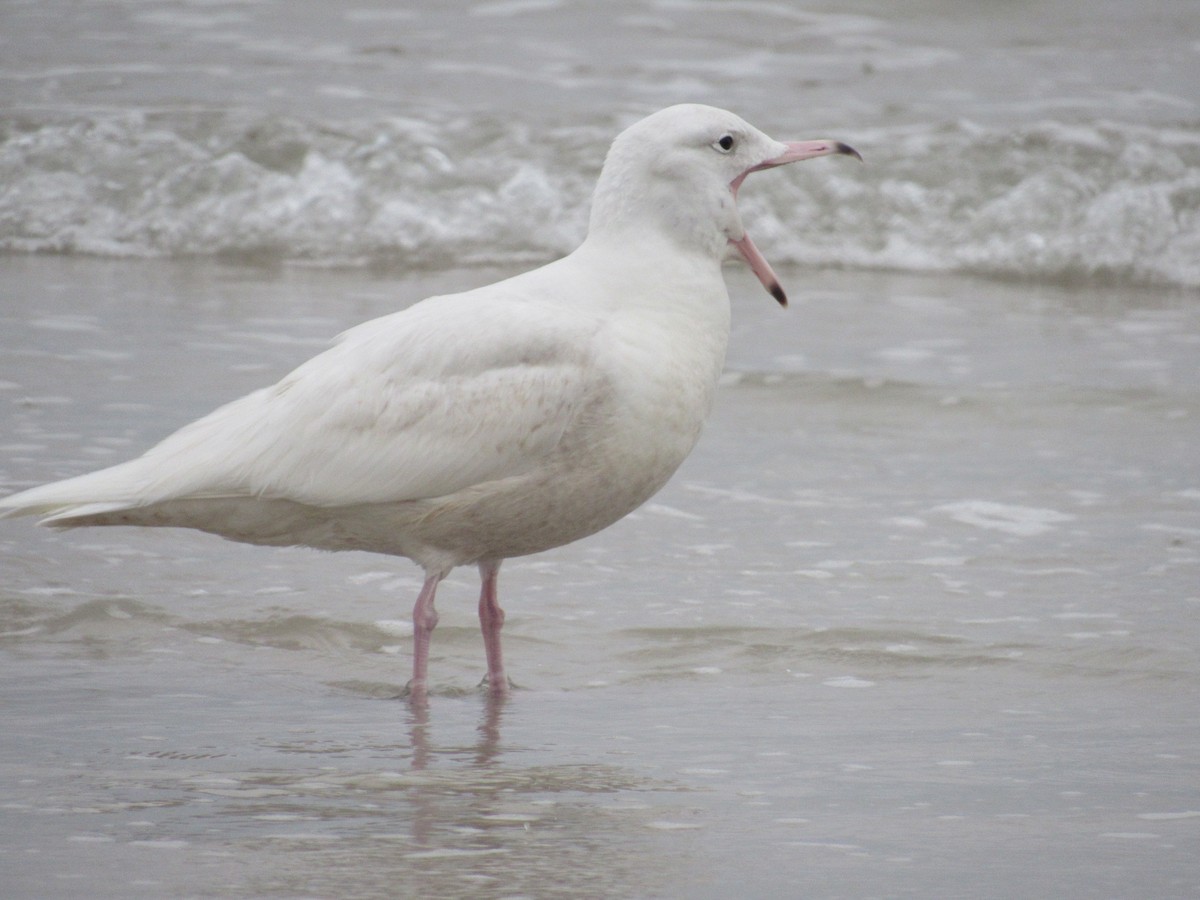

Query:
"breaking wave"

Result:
[[2, 111, 1198, 287]]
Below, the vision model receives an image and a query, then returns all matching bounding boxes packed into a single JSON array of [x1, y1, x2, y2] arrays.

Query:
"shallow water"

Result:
[[2, 258, 1198, 898], [3, 0, 1200, 896]]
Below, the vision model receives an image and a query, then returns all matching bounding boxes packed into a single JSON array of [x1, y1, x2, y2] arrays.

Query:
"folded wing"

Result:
[[1, 289, 603, 522]]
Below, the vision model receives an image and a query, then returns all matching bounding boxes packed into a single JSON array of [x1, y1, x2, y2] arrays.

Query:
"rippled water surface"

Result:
[[3, 258, 1197, 898], [3, 1, 1200, 897]]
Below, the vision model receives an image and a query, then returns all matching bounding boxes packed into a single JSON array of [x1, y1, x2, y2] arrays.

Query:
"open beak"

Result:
[[730, 140, 861, 307]]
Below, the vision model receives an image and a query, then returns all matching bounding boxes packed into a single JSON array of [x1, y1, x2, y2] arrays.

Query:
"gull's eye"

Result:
[[712, 133, 736, 153]]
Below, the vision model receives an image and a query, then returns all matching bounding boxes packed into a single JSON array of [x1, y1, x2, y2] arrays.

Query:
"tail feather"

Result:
[[38, 501, 145, 527], [0, 461, 150, 525]]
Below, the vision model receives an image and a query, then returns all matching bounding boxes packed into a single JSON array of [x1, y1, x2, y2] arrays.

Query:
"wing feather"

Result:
[[4, 286, 605, 516]]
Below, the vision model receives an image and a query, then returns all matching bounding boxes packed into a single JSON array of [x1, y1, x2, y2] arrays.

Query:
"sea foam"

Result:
[[2, 112, 1197, 287]]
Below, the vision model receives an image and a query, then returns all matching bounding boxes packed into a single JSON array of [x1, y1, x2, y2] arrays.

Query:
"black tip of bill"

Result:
[[770, 282, 788, 307], [835, 141, 863, 162]]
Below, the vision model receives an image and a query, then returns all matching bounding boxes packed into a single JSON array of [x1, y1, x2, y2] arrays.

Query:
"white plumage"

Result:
[[1, 104, 858, 700]]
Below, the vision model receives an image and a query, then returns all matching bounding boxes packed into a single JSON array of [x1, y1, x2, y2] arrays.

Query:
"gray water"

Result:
[[3, 2, 1200, 898]]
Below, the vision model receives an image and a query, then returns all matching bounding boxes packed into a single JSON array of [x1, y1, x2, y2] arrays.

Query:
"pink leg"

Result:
[[478, 559, 509, 695], [409, 572, 442, 703]]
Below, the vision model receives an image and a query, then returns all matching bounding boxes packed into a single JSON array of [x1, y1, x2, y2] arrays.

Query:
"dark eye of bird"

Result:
[[717, 134, 735, 151]]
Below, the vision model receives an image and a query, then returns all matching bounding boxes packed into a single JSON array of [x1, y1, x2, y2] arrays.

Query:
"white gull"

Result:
[[1, 104, 859, 701]]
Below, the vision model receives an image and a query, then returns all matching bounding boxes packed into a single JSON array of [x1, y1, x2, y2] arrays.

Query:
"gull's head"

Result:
[[588, 104, 860, 306]]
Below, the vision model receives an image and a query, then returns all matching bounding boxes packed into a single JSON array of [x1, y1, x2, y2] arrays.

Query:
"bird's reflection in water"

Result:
[[238, 692, 671, 896], [406, 699, 431, 772], [474, 692, 507, 766], [400, 691, 509, 851], [404, 691, 508, 773]]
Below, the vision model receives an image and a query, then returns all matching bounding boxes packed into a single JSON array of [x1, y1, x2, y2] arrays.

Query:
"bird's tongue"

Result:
[[731, 232, 788, 307]]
